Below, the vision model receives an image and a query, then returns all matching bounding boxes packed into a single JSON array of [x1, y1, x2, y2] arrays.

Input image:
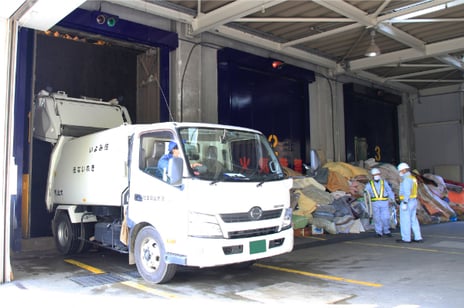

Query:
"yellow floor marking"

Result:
[[64, 259, 179, 299], [254, 263, 382, 287], [120, 281, 178, 298], [64, 259, 105, 274], [304, 236, 327, 241], [423, 234, 464, 240], [344, 241, 464, 255]]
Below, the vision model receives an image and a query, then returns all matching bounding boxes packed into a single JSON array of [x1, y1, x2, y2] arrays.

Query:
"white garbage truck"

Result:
[[32, 89, 294, 283]]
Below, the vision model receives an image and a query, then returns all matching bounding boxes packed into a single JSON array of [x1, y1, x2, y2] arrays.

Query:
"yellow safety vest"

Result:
[[399, 174, 418, 200], [370, 180, 388, 201]]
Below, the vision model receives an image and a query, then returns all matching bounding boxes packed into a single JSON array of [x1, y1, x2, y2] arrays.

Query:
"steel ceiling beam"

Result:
[[281, 0, 455, 50], [314, 0, 426, 52], [312, 0, 376, 26], [214, 25, 338, 70], [348, 37, 464, 71], [282, 23, 361, 48], [107, 0, 194, 24], [438, 55, 464, 71], [393, 79, 462, 83], [105, 0, 463, 92], [190, 0, 286, 36], [385, 67, 456, 80], [110, 0, 339, 71], [238, 17, 351, 23], [350, 70, 417, 93], [376, 23, 426, 52]]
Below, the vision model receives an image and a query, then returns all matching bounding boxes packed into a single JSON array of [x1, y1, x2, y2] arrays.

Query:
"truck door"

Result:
[[128, 129, 186, 229]]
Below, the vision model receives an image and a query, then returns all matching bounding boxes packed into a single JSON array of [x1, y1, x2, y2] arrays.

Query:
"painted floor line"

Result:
[[64, 258, 179, 299], [120, 280, 178, 298], [305, 236, 327, 241], [254, 263, 382, 287], [64, 259, 105, 274], [422, 234, 464, 240], [344, 241, 464, 255]]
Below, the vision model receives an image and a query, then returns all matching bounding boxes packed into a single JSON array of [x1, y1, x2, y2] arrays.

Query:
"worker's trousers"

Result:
[[399, 198, 423, 242], [372, 200, 391, 235]]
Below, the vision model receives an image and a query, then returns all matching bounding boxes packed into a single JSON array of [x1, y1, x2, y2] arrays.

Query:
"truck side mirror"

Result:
[[167, 157, 183, 186], [303, 149, 321, 176], [310, 149, 321, 172]]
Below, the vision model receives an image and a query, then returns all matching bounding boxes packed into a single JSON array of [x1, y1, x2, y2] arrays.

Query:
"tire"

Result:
[[76, 222, 94, 253], [53, 211, 82, 255], [134, 226, 177, 284]]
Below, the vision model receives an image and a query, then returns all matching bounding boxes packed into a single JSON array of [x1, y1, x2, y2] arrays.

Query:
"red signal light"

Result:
[[272, 60, 284, 69]]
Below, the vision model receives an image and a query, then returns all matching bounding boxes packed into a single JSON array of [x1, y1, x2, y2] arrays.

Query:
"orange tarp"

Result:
[[448, 190, 464, 204]]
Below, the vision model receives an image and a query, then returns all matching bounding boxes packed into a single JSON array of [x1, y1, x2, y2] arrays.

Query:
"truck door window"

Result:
[[140, 131, 174, 181]]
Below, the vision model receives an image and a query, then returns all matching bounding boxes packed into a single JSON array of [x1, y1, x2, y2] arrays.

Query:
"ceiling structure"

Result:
[[102, 0, 464, 94], [9, 0, 464, 94]]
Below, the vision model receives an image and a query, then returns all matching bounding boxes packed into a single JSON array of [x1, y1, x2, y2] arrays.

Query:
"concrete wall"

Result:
[[413, 88, 464, 181]]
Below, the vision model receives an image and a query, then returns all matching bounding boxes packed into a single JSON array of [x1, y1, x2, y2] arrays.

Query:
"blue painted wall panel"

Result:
[[218, 48, 314, 170], [12, 28, 35, 249], [344, 84, 400, 165]]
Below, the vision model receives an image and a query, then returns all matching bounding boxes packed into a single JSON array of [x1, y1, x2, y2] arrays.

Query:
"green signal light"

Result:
[[107, 17, 117, 27]]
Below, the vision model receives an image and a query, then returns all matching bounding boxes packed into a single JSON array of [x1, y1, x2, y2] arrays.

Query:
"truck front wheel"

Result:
[[134, 226, 177, 284], [53, 211, 82, 255]]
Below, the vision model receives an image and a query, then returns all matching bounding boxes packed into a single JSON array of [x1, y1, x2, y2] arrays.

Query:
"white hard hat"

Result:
[[370, 168, 381, 175], [397, 162, 409, 171]]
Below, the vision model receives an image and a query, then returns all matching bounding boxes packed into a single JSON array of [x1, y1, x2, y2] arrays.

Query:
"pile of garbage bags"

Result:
[[287, 158, 463, 235]]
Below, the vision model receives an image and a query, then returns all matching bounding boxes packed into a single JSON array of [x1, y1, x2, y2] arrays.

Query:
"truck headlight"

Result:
[[188, 212, 223, 238], [282, 207, 293, 230]]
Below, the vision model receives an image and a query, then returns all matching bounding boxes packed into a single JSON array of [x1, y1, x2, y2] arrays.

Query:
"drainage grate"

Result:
[[123, 270, 141, 279], [69, 273, 127, 287]]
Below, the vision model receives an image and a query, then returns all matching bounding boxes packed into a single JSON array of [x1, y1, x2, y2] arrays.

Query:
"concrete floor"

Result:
[[2, 221, 464, 307]]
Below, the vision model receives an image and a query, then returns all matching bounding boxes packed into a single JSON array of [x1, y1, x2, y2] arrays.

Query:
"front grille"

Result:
[[228, 226, 279, 239], [220, 209, 282, 223]]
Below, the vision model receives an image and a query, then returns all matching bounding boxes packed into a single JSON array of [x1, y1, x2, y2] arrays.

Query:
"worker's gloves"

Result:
[[401, 201, 408, 211]]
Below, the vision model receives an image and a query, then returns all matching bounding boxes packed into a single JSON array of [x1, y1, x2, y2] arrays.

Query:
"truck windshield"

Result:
[[178, 127, 285, 182]]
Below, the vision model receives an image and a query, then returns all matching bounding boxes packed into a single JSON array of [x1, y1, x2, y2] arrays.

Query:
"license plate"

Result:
[[249, 239, 266, 254]]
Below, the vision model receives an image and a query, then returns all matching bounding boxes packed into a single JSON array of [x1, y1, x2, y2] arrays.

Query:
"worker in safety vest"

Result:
[[365, 168, 395, 238], [396, 162, 423, 243]]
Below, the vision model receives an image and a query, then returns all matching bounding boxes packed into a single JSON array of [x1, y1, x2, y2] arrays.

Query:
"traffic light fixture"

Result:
[[94, 12, 118, 28]]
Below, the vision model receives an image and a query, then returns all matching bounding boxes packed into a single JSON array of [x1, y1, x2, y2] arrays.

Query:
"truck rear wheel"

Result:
[[76, 223, 94, 253], [53, 211, 82, 255], [134, 226, 177, 284]]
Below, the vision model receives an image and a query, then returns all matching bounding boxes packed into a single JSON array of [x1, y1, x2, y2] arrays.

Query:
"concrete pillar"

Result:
[[309, 75, 345, 163], [170, 32, 218, 123]]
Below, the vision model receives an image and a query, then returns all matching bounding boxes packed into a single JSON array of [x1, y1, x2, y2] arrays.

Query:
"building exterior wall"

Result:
[[412, 88, 464, 182]]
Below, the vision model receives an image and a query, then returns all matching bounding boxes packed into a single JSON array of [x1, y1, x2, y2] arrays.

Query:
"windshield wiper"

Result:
[[256, 173, 282, 187]]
